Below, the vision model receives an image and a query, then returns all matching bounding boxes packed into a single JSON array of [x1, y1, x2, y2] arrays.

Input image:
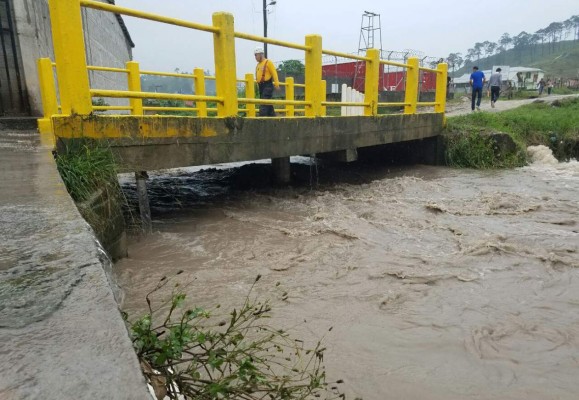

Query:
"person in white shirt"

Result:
[[488, 68, 502, 108]]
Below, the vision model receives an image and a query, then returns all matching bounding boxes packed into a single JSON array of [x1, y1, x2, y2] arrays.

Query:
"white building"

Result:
[[452, 66, 545, 93]]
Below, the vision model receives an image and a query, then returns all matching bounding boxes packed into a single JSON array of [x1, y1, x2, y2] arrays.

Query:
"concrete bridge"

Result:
[[0, 1, 449, 398], [37, 0, 448, 231], [40, 0, 448, 181]]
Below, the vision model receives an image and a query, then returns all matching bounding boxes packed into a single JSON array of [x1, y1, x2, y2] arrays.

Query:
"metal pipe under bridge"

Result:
[[38, 0, 448, 184]]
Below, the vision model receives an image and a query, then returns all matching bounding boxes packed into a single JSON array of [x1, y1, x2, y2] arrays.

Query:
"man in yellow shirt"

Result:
[[254, 47, 280, 116]]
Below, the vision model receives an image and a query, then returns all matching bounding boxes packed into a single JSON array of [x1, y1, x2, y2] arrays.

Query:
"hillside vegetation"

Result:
[[446, 15, 579, 78], [453, 41, 579, 78]]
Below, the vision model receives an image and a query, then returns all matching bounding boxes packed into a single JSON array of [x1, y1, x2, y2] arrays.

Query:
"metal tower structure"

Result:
[[354, 11, 383, 92]]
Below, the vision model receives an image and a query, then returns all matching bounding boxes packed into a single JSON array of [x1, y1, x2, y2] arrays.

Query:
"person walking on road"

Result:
[[470, 66, 486, 111], [488, 68, 502, 108], [537, 78, 546, 96], [506, 81, 514, 99], [254, 47, 280, 117], [547, 79, 553, 95]]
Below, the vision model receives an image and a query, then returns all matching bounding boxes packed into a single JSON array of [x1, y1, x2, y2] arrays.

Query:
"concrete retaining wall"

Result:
[[12, 0, 133, 115], [0, 129, 149, 398], [77, 186, 128, 261]]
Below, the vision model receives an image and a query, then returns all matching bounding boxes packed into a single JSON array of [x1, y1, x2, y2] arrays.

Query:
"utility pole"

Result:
[[353, 11, 382, 91], [263, 0, 267, 57], [262, 0, 276, 57]]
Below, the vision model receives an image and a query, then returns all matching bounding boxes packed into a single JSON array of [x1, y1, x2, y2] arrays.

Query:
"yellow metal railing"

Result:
[[38, 0, 447, 134]]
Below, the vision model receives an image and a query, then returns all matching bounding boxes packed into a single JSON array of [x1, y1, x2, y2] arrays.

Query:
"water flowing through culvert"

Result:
[[115, 148, 579, 400]]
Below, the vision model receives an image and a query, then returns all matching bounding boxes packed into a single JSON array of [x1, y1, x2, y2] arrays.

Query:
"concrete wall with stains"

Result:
[[12, 0, 133, 115]]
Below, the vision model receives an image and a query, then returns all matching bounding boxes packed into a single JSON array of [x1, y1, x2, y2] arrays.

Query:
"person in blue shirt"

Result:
[[469, 66, 486, 111]]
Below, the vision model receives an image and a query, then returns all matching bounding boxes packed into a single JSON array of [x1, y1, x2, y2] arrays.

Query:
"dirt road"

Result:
[[446, 93, 579, 117]]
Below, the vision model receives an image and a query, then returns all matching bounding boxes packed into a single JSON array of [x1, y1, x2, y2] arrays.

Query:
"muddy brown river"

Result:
[[115, 146, 579, 400]]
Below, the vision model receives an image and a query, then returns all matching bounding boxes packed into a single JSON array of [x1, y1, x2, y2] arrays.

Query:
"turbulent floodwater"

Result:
[[115, 146, 579, 400]]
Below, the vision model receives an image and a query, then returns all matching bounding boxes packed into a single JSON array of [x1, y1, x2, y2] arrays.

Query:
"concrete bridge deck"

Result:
[[0, 125, 149, 399], [54, 113, 444, 173]]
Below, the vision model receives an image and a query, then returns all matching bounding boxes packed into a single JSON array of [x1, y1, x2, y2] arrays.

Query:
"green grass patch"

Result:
[[445, 131, 526, 169], [56, 145, 132, 256], [445, 97, 579, 168], [56, 145, 119, 203], [552, 87, 578, 95]]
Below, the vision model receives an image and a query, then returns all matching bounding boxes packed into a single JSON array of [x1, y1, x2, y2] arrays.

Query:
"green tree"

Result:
[[277, 59, 305, 76], [473, 42, 484, 60], [465, 48, 476, 65], [446, 52, 464, 76], [483, 41, 497, 57], [499, 33, 512, 50], [570, 15, 579, 41]]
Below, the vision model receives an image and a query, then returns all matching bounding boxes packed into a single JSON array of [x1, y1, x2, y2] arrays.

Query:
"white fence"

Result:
[[340, 83, 364, 116]]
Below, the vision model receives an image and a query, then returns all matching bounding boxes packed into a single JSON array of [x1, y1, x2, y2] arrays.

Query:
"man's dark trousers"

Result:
[[258, 80, 275, 117], [471, 87, 483, 110], [490, 86, 500, 103]]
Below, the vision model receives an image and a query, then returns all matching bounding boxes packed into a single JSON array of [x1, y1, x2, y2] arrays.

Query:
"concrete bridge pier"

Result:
[[318, 148, 358, 163], [272, 156, 291, 184], [135, 171, 152, 233]]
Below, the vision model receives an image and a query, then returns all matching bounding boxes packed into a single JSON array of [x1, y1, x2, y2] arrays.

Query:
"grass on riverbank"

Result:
[[445, 97, 579, 168], [56, 145, 119, 203], [55, 145, 130, 252]]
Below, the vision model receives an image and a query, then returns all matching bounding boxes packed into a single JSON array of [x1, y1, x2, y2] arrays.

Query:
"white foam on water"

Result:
[[524, 145, 579, 179]]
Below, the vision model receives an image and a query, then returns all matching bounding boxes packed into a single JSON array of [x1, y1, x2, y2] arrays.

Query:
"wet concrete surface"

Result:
[[0, 130, 149, 399]]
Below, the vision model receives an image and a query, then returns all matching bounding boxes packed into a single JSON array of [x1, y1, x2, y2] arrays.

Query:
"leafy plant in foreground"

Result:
[[126, 274, 345, 400]]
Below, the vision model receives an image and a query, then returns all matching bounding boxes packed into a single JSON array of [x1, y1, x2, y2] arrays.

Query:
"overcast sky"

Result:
[[116, 0, 577, 74]]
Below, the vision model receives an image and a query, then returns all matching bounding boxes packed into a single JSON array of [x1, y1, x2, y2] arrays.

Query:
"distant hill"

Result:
[[141, 72, 216, 95], [452, 40, 579, 78]]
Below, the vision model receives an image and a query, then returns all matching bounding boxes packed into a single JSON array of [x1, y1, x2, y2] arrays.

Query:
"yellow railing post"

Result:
[[435, 62, 448, 114], [304, 34, 322, 117], [126, 61, 143, 115], [364, 48, 380, 116], [212, 12, 238, 117], [285, 77, 294, 117], [404, 57, 419, 115], [244, 73, 256, 117], [321, 80, 327, 116], [194, 68, 208, 117], [37, 58, 58, 134], [48, 0, 92, 115]]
